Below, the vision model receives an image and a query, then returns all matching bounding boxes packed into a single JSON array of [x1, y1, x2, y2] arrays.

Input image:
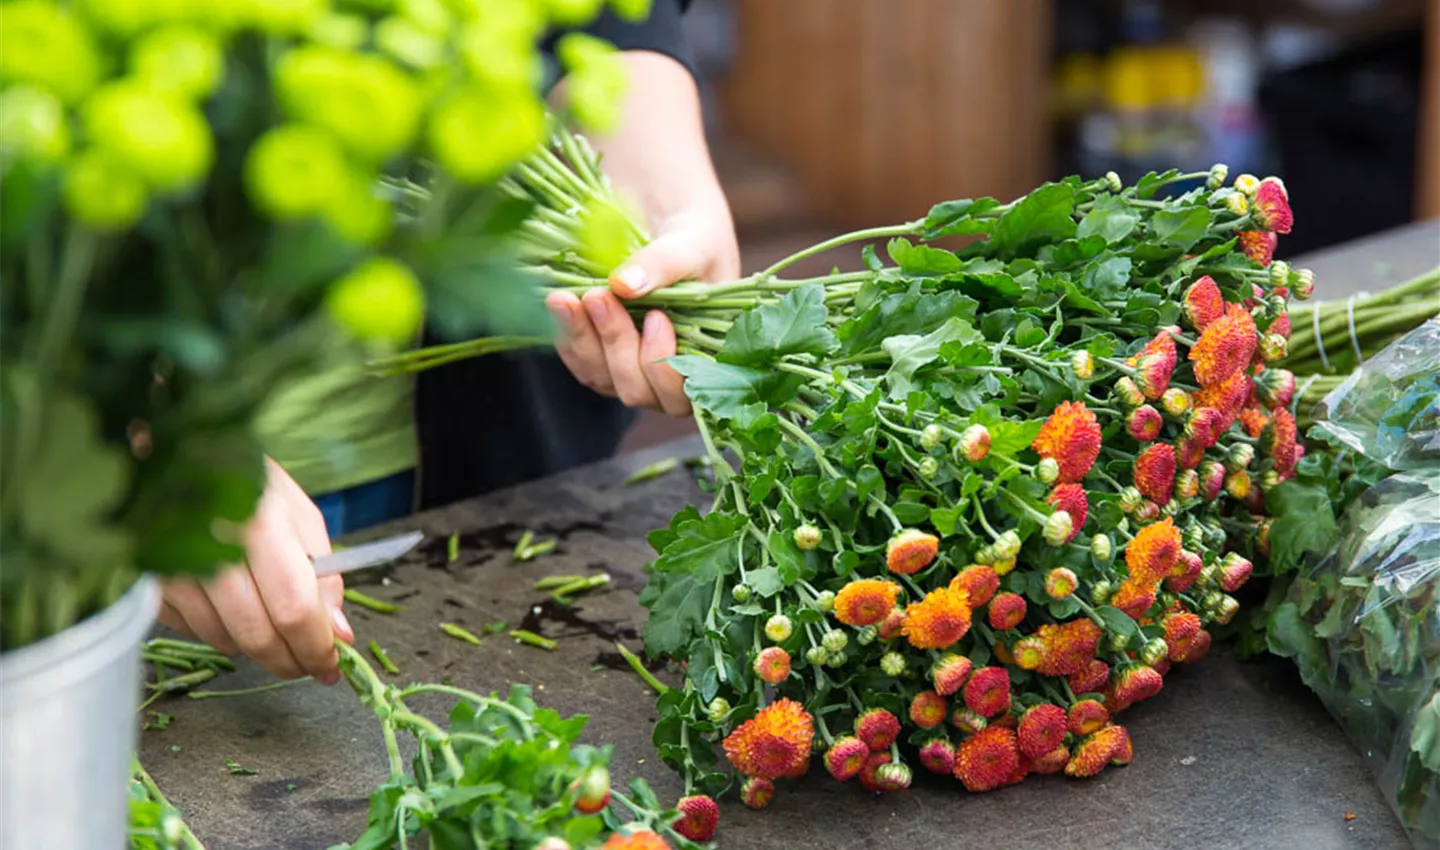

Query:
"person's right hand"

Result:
[[157, 458, 354, 683]]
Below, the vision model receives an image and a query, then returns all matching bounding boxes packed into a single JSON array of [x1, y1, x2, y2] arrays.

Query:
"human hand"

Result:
[[545, 50, 739, 417], [157, 458, 354, 683], [546, 205, 739, 417]]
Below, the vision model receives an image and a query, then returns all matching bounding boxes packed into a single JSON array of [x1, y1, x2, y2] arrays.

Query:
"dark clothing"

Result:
[[414, 0, 694, 510]]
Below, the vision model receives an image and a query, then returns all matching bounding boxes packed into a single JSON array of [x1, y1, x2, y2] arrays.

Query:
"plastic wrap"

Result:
[[1271, 319, 1440, 848]]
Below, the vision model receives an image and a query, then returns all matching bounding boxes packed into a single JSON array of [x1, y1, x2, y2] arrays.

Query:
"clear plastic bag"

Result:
[[1272, 318, 1440, 848]]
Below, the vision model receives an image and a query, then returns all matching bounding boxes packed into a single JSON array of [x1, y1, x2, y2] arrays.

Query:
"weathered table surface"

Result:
[[142, 224, 1440, 850]]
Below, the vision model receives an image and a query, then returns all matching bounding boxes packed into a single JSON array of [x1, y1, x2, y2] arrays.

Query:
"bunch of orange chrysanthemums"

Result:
[[630, 167, 1304, 831]]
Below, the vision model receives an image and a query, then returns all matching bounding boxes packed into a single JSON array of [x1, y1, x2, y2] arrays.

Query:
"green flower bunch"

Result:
[[0, 0, 644, 651]]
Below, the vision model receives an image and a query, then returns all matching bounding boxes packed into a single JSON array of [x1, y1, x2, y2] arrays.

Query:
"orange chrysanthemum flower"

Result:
[[1183, 275, 1225, 331], [987, 592, 1027, 631], [886, 529, 939, 575], [833, 579, 900, 627], [855, 708, 901, 752], [1124, 517, 1182, 584], [1031, 618, 1103, 676], [1109, 726, 1134, 766], [673, 796, 720, 842], [931, 653, 973, 696], [1065, 726, 1127, 778], [1239, 405, 1270, 438], [722, 698, 814, 780], [1164, 550, 1204, 593], [1068, 659, 1110, 695], [1195, 370, 1252, 431], [1179, 629, 1213, 664], [1189, 304, 1258, 388], [1133, 443, 1176, 505], [1175, 437, 1205, 471], [902, 585, 972, 650], [962, 666, 1012, 717], [878, 606, 907, 640], [753, 646, 791, 684], [1017, 704, 1068, 760], [954, 726, 1020, 792], [824, 736, 869, 781], [1238, 230, 1278, 267], [950, 564, 1000, 607], [1111, 579, 1157, 620], [1255, 366, 1296, 410], [602, 831, 671, 850], [1031, 401, 1102, 483], [1046, 484, 1088, 542]]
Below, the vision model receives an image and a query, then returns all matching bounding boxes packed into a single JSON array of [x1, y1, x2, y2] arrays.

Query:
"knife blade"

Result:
[[311, 530, 425, 577]]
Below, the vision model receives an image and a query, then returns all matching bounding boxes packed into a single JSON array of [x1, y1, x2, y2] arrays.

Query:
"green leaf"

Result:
[[1265, 481, 1340, 573], [1151, 207, 1212, 251], [887, 237, 963, 275], [717, 284, 839, 366], [730, 403, 781, 454], [670, 355, 803, 417], [640, 513, 744, 656], [856, 465, 885, 502], [1409, 691, 1440, 772], [767, 529, 805, 585], [930, 505, 963, 537], [939, 341, 995, 367], [892, 501, 930, 524], [989, 183, 1077, 258], [1094, 605, 1143, 635], [746, 565, 785, 598], [922, 197, 1001, 239], [881, 317, 982, 399], [1266, 601, 1329, 690], [971, 406, 1044, 457], [838, 288, 979, 356], [1076, 196, 1139, 245]]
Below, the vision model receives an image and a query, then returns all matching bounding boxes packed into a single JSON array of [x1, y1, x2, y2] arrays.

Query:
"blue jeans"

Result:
[[312, 470, 416, 538]]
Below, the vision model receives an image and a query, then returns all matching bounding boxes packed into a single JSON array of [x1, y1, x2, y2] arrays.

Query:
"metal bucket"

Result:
[[0, 575, 160, 850]]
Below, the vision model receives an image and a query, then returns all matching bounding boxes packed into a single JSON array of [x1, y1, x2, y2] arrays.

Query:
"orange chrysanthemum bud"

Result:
[[1067, 699, 1110, 736], [824, 736, 868, 781], [886, 529, 940, 575], [723, 698, 814, 780], [856, 752, 892, 793], [1186, 407, 1225, 448], [1032, 401, 1102, 483], [739, 777, 774, 810], [877, 606, 907, 641], [1127, 405, 1163, 442], [673, 795, 720, 842], [1013, 636, 1046, 671], [1253, 176, 1293, 233], [1109, 726, 1134, 766], [958, 423, 992, 462], [1046, 483, 1088, 542], [1068, 659, 1111, 695], [1219, 552, 1253, 592], [949, 707, 988, 735], [874, 761, 912, 792], [753, 647, 791, 684], [1174, 436, 1205, 471], [1031, 746, 1070, 775], [909, 690, 948, 730], [601, 830, 671, 850], [1175, 468, 1200, 500], [902, 585, 972, 650], [963, 666, 1012, 717], [1114, 376, 1146, 407], [1238, 230, 1277, 267], [1134, 443, 1177, 505], [1065, 726, 1127, 778], [1109, 666, 1164, 713], [833, 579, 900, 627], [950, 564, 1000, 608], [1183, 275, 1225, 331], [931, 653, 973, 696], [1127, 333, 1178, 399], [1240, 405, 1270, 438], [1264, 408, 1299, 475], [987, 592, 1027, 631], [1017, 704, 1068, 760], [1255, 367, 1296, 410], [1165, 550, 1205, 593], [855, 708, 901, 752], [1044, 567, 1078, 600], [1198, 460, 1227, 501], [954, 726, 1020, 792], [919, 738, 957, 775], [1163, 612, 1203, 661], [1189, 304, 1258, 388], [1179, 628, 1213, 664], [1226, 469, 1251, 500]]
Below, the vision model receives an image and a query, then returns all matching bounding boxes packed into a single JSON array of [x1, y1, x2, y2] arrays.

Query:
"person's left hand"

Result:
[[543, 49, 740, 418], [545, 205, 739, 417]]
